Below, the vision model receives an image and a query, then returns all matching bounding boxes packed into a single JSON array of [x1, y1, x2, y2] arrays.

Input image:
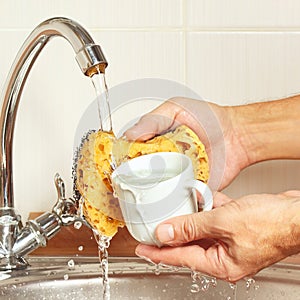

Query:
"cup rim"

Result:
[[111, 152, 191, 186]]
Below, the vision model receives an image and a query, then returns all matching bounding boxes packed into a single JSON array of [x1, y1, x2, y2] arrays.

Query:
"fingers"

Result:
[[155, 211, 217, 246], [124, 101, 182, 141], [135, 244, 213, 274], [154, 192, 231, 246], [280, 190, 300, 197], [135, 243, 234, 281]]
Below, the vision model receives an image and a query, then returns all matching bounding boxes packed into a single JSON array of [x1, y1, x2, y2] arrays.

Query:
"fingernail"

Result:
[[156, 224, 174, 243]]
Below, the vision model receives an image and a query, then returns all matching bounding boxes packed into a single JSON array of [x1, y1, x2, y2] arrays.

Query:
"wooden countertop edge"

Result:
[[28, 212, 300, 265], [29, 212, 138, 257]]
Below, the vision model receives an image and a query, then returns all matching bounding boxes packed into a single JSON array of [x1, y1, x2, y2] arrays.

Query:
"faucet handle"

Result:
[[55, 173, 66, 200], [52, 173, 78, 225], [12, 174, 81, 261]]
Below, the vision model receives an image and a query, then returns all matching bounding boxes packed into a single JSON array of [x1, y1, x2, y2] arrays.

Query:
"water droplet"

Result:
[[74, 221, 82, 229], [78, 245, 84, 251], [211, 277, 217, 287], [154, 264, 161, 275], [67, 259, 75, 269], [191, 270, 199, 281], [172, 266, 180, 272], [245, 277, 255, 291], [229, 283, 236, 290], [190, 283, 200, 293]]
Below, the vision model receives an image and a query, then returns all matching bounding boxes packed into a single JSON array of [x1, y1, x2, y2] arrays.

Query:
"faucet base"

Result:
[[0, 255, 28, 270]]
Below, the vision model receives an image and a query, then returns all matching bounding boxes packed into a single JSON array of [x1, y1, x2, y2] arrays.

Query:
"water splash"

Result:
[[245, 277, 256, 291], [244, 277, 259, 300], [228, 282, 237, 300], [190, 270, 217, 293]]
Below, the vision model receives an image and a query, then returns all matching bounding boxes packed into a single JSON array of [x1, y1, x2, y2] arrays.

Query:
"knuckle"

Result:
[[179, 216, 198, 243]]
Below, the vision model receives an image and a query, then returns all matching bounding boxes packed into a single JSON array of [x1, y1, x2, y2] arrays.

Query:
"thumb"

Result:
[[123, 101, 181, 141], [124, 113, 173, 141], [155, 212, 214, 246]]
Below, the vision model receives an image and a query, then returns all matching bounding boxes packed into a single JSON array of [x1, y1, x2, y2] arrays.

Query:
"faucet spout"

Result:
[[0, 17, 108, 270]]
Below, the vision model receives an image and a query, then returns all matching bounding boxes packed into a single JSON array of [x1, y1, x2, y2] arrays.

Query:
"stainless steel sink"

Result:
[[0, 257, 299, 300]]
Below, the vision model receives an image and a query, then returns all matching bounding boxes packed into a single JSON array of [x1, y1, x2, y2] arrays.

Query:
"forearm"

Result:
[[228, 95, 300, 165]]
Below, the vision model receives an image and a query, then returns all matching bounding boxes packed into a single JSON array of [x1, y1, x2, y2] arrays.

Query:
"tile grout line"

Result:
[[182, 0, 187, 86], [3, 27, 300, 33]]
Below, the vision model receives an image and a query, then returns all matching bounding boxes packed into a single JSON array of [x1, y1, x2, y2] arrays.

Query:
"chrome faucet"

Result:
[[0, 17, 107, 270]]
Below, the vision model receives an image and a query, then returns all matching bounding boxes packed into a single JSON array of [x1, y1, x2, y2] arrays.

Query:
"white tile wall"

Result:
[[93, 31, 185, 86], [186, 0, 300, 29], [186, 32, 300, 104], [0, 1, 299, 220], [224, 160, 300, 198], [0, 0, 182, 29]]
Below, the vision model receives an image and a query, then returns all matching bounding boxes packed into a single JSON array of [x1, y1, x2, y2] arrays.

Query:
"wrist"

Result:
[[224, 105, 257, 167], [284, 197, 300, 255], [228, 102, 268, 165], [291, 198, 300, 250], [228, 97, 300, 165]]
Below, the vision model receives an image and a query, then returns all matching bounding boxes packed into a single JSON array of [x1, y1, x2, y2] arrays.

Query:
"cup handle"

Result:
[[189, 180, 213, 211]]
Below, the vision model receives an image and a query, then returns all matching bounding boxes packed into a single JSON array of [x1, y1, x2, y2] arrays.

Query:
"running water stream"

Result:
[[90, 69, 114, 300], [91, 67, 112, 132], [93, 231, 112, 300]]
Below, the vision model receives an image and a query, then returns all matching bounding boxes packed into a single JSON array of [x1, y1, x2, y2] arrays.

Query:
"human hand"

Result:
[[135, 191, 300, 282], [124, 97, 251, 190]]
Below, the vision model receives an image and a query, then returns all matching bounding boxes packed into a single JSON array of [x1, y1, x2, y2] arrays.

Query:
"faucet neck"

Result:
[[0, 17, 107, 208]]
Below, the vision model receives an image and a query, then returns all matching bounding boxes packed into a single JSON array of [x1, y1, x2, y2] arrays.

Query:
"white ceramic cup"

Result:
[[111, 152, 213, 247]]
